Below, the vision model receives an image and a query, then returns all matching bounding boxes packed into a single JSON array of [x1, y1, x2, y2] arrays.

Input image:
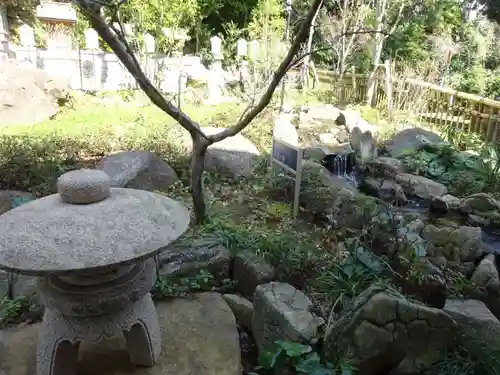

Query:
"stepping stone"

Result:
[[0, 293, 241, 375]]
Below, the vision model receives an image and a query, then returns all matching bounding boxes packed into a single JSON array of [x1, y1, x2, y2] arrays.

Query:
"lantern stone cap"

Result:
[[0, 169, 190, 276]]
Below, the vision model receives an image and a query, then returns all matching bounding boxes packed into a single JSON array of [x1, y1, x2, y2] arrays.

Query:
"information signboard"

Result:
[[271, 137, 303, 217]]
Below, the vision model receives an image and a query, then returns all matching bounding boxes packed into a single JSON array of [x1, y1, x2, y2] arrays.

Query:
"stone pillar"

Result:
[[0, 6, 9, 62], [248, 39, 259, 96]]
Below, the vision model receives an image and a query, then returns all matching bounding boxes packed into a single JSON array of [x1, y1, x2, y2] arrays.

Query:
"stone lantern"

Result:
[[0, 169, 190, 375]]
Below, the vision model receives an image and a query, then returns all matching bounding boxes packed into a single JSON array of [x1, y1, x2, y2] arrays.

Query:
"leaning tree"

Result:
[[71, 0, 325, 224]]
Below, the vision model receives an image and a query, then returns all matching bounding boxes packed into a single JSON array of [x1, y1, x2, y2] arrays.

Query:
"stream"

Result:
[[321, 152, 500, 256]]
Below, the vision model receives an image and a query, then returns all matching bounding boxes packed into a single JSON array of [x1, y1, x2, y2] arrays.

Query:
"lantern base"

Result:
[[35, 258, 161, 375]]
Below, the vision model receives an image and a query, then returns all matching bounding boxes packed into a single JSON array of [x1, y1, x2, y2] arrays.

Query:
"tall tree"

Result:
[[72, 0, 325, 224], [364, 0, 404, 105]]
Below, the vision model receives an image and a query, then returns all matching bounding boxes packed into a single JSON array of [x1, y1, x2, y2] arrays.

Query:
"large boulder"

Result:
[[350, 126, 377, 161], [385, 128, 445, 158], [233, 251, 275, 299], [303, 103, 341, 122], [444, 299, 500, 344], [395, 173, 447, 200], [97, 150, 179, 191], [199, 127, 260, 178], [323, 286, 457, 375], [0, 293, 242, 375], [252, 282, 324, 353], [156, 235, 232, 281], [0, 60, 69, 126]]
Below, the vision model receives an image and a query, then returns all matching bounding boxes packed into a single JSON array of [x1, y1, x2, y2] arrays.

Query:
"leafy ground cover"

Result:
[[1, 92, 500, 374]]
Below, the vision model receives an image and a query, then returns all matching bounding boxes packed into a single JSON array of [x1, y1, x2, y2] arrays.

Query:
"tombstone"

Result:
[[237, 38, 247, 58], [84, 28, 99, 50], [112, 23, 133, 36], [143, 33, 155, 53], [248, 39, 259, 61], [162, 28, 173, 39], [210, 35, 222, 60], [19, 24, 35, 47]]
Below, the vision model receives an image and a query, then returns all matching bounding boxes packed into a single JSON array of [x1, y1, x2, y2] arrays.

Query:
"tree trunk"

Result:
[[191, 135, 209, 224], [302, 0, 323, 91]]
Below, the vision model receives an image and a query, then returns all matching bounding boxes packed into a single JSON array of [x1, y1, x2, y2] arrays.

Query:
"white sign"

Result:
[[237, 38, 247, 57], [271, 137, 303, 217], [248, 39, 259, 61]]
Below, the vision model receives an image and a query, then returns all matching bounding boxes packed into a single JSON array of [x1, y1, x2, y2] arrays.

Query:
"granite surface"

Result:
[[57, 169, 111, 204], [0, 188, 190, 275]]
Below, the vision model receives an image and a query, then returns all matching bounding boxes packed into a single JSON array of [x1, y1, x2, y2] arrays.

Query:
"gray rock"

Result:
[[306, 103, 341, 121], [363, 177, 407, 204], [202, 127, 260, 178], [233, 251, 275, 299], [10, 274, 38, 299], [350, 126, 377, 161], [302, 146, 329, 162], [472, 254, 500, 290], [444, 299, 500, 344], [0, 60, 69, 126], [252, 282, 324, 353], [323, 286, 456, 375], [365, 157, 404, 178], [298, 161, 358, 216], [0, 270, 9, 299], [431, 194, 461, 212], [459, 193, 500, 214], [98, 150, 179, 192], [385, 128, 445, 158], [319, 133, 340, 146], [223, 294, 254, 330], [157, 235, 232, 280], [338, 110, 378, 135], [395, 173, 447, 200], [422, 225, 483, 262]]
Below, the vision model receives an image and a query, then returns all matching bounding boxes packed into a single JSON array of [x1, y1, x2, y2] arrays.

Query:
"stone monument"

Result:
[[0, 169, 191, 375]]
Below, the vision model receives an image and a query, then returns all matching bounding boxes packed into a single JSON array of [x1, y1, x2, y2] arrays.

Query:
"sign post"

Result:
[[271, 137, 303, 217]]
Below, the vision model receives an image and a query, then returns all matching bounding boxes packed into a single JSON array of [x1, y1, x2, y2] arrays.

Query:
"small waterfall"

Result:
[[321, 152, 359, 188]]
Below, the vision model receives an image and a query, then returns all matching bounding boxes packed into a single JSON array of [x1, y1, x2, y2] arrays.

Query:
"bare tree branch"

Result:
[[206, 0, 325, 143], [289, 28, 392, 68], [72, 0, 208, 140]]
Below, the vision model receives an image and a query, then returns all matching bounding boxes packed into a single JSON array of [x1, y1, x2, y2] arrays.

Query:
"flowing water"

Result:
[[321, 152, 360, 188]]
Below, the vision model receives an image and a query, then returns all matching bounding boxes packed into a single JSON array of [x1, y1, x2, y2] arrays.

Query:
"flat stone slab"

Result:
[[0, 293, 241, 375], [0, 188, 190, 275]]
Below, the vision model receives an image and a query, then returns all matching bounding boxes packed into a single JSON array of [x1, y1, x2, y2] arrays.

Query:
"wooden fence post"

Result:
[[384, 59, 393, 122]]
